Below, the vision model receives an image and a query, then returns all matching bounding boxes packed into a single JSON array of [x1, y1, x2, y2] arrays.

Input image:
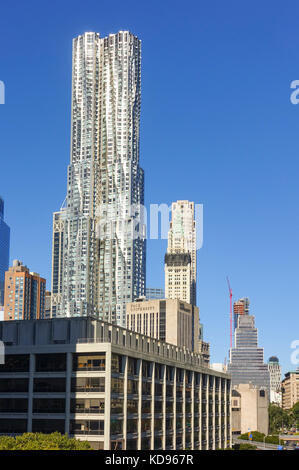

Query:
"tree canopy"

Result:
[[0, 432, 93, 450]]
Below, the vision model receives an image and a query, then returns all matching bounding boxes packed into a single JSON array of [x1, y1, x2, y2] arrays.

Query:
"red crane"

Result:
[[226, 276, 233, 349]]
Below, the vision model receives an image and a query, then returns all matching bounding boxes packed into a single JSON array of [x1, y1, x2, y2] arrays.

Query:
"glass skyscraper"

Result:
[[0, 197, 10, 305], [51, 31, 146, 326], [228, 314, 270, 391]]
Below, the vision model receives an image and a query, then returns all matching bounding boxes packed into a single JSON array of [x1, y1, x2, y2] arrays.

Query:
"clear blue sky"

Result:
[[0, 0, 298, 374]]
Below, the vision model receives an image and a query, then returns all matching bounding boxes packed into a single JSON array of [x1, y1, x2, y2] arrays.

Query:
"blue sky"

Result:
[[0, 0, 298, 374]]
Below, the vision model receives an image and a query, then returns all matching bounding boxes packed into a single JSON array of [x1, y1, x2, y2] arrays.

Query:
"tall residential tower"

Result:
[[51, 31, 145, 326]]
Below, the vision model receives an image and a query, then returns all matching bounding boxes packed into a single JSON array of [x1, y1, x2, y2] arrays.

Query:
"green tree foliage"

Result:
[[269, 403, 293, 433], [0, 432, 92, 450], [238, 443, 257, 450], [239, 431, 265, 442], [292, 401, 299, 428]]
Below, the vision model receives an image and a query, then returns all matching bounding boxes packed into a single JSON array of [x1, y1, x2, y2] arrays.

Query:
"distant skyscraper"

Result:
[[165, 201, 196, 305], [268, 356, 282, 405], [228, 314, 270, 392], [4, 260, 46, 320], [145, 288, 165, 300], [233, 297, 250, 330], [51, 31, 145, 326], [0, 197, 10, 305]]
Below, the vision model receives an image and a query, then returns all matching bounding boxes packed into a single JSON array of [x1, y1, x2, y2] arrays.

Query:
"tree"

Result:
[[269, 403, 292, 433], [292, 401, 299, 428], [0, 433, 93, 450]]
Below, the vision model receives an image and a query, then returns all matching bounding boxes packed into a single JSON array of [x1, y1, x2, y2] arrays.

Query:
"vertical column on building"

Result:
[[150, 361, 155, 450], [206, 374, 210, 450], [27, 353, 35, 432], [104, 345, 112, 450], [212, 375, 216, 450], [191, 370, 194, 450], [199, 372, 202, 450], [162, 364, 166, 450], [182, 368, 186, 450], [123, 355, 128, 450], [173, 367, 177, 450], [65, 352, 72, 434], [137, 359, 142, 450]]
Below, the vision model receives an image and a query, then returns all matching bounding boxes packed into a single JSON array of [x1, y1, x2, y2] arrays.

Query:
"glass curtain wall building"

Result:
[[51, 31, 146, 326], [0, 197, 10, 305], [228, 315, 270, 392]]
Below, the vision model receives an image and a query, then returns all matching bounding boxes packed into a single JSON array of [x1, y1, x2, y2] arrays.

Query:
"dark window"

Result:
[[0, 378, 28, 393], [0, 354, 29, 372], [32, 419, 65, 434], [34, 378, 66, 393], [33, 398, 65, 413], [36, 354, 66, 372], [0, 399, 28, 413], [260, 390, 265, 397], [0, 419, 27, 434]]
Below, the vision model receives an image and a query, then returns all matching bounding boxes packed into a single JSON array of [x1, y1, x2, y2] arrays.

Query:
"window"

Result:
[[36, 354, 66, 372], [73, 353, 105, 371]]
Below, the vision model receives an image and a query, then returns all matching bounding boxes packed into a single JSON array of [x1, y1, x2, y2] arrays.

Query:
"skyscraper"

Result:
[[51, 31, 146, 326], [165, 201, 196, 305], [0, 197, 10, 306], [228, 314, 270, 392]]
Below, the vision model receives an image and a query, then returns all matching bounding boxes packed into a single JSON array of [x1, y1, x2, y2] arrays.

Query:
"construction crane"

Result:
[[226, 276, 233, 349]]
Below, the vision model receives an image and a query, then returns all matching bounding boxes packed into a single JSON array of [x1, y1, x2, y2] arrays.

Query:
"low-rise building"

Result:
[[0, 317, 231, 450], [231, 383, 269, 435]]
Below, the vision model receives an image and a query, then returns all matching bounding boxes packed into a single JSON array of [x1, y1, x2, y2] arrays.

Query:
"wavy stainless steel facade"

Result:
[[51, 31, 145, 325]]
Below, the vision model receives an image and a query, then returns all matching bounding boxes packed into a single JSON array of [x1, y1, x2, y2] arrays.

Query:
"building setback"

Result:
[[0, 317, 231, 450], [4, 260, 46, 321], [0, 197, 10, 306], [51, 31, 145, 326], [233, 297, 249, 330], [228, 314, 270, 392]]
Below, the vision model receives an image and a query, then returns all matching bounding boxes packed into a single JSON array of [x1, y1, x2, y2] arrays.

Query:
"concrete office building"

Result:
[[0, 197, 10, 306], [165, 201, 196, 305], [145, 288, 165, 300], [51, 31, 145, 326], [231, 383, 269, 435], [126, 298, 205, 358], [228, 314, 270, 392], [4, 260, 46, 321], [281, 370, 299, 410], [233, 297, 249, 330], [268, 356, 282, 405], [0, 317, 231, 450]]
